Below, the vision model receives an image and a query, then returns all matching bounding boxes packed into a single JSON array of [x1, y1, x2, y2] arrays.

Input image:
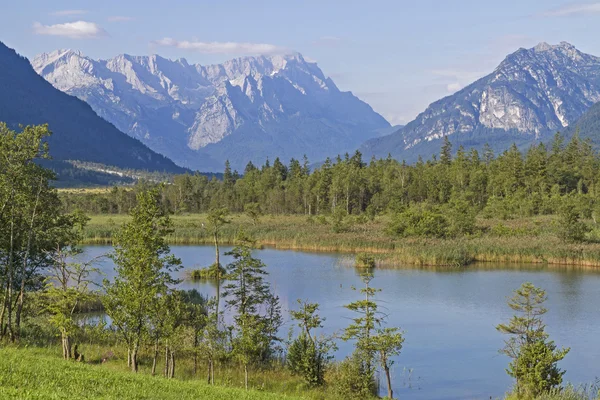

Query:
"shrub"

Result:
[[387, 205, 449, 238], [331, 208, 350, 233], [446, 197, 477, 237], [355, 253, 376, 269], [558, 198, 590, 243], [189, 263, 226, 280], [287, 333, 331, 387], [328, 354, 377, 400]]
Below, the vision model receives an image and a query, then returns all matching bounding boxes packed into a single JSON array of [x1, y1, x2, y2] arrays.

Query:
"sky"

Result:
[[2, 0, 600, 125]]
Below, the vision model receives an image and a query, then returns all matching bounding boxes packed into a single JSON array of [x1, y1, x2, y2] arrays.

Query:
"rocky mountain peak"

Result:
[[361, 42, 600, 163], [34, 49, 389, 171]]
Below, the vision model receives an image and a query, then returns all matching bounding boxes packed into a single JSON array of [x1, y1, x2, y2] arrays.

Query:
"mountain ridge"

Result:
[[33, 50, 390, 171], [361, 41, 600, 162]]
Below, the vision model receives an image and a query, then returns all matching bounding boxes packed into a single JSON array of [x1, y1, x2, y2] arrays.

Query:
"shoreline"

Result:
[[80, 236, 600, 269]]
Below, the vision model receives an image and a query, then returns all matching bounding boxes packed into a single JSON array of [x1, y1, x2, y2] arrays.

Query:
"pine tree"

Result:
[[497, 283, 570, 398]]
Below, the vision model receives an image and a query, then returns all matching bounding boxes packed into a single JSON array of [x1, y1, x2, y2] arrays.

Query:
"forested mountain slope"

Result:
[[0, 42, 185, 173]]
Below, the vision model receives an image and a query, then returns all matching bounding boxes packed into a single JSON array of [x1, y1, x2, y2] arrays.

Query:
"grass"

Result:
[[0, 347, 304, 400], [80, 213, 600, 268]]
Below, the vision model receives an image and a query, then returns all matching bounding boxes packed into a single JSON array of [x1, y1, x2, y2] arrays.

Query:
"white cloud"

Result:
[[33, 21, 108, 39], [108, 16, 134, 22], [50, 9, 88, 16], [446, 82, 462, 93], [539, 2, 600, 17], [153, 38, 287, 55]]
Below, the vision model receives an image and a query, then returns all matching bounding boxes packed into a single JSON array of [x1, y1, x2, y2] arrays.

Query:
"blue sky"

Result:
[[2, 0, 600, 125]]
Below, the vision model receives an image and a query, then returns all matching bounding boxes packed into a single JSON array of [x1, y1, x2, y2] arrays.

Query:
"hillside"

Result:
[[0, 42, 185, 174], [561, 101, 600, 145], [0, 348, 302, 400], [362, 42, 600, 162], [33, 50, 390, 171]]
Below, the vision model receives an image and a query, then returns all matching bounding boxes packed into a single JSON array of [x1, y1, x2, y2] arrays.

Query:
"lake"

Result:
[[82, 245, 600, 400]]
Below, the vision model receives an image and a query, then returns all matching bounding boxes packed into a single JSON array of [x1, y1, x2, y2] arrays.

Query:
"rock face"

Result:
[[362, 42, 600, 161], [0, 42, 185, 174], [33, 51, 389, 171]]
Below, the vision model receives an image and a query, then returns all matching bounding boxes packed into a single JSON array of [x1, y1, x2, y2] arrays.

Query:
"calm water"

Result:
[[83, 245, 600, 400]]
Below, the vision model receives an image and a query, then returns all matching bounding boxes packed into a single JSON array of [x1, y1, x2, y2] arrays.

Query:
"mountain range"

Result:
[[33, 51, 390, 171], [361, 42, 600, 160], [0, 42, 184, 176]]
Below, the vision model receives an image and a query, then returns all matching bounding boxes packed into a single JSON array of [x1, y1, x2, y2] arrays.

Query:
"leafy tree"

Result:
[[44, 243, 100, 360], [0, 123, 75, 342], [206, 207, 230, 317], [341, 271, 380, 395], [372, 327, 404, 399], [497, 283, 570, 398], [196, 298, 227, 384], [103, 188, 181, 372], [558, 196, 589, 243], [287, 300, 335, 386], [244, 202, 262, 225], [223, 244, 281, 389]]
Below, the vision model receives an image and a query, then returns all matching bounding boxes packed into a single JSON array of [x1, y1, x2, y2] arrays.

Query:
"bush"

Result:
[[387, 205, 449, 238], [355, 253, 376, 269], [558, 198, 590, 243], [331, 208, 350, 233], [446, 197, 477, 237], [316, 215, 329, 225], [189, 263, 226, 280], [287, 333, 329, 386], [328, 355, 377, 400]]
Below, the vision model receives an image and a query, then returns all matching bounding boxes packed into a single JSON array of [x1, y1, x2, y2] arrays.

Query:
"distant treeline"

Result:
[[61, 133, 600, 222]]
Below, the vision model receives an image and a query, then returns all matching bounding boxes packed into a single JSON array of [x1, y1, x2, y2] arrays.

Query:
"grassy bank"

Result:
[[81, 213, 600, 268], [0, 347, 304, 400]]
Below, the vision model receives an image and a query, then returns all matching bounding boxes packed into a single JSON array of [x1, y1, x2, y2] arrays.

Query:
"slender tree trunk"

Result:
[[164, 345, 170, 377], [7, 218, 15, 342], [244, 364, 248, 390], [0, 281, 8, 338], [169, 350, 175, 378], [384, 364, 393, 399], [214, 232, 221, 320], [152, 339, 159, 376], [207, 360, 211, 384], [62, 331, 72, 360], [131, 343, 138, 373], [127, 347, 131, 368], [211, 358, 215, 385], [15, 176, 42, 340]]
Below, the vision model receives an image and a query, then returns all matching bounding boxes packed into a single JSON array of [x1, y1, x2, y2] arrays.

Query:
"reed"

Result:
[[81, 213, 600, 268]]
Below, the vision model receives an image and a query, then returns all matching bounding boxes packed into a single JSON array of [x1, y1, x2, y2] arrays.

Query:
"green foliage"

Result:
[[331, 207, 350, 233], [328, 353, 377, 400], [387, 205, 449, 238], [223, 245, 282, 388], [287, 300, 335, 387], [511, 339, 571, 399], [558, 197, 590, 243], [103, 187, 181, 371], [189, 263, 227, 280], [497, 283, 570, 398], [355, 253, 376, 269], [446, 195, 477, 237], [244, 202, 262, 225]]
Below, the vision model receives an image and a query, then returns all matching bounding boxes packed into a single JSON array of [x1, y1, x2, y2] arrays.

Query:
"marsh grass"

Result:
[[81, 214, 600, 268]]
